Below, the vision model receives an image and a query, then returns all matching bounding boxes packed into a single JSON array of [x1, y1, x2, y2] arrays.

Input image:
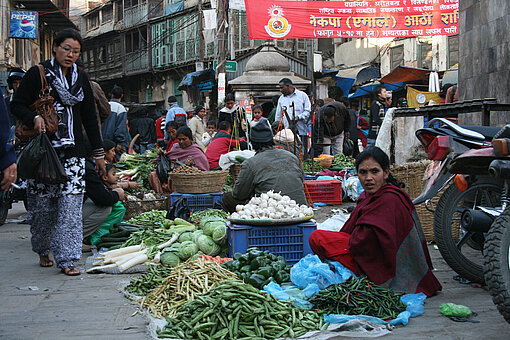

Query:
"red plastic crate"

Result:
[[304, 179, 342, 206]]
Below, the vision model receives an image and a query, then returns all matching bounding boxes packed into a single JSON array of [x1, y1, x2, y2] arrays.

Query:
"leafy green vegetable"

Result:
[[178, 241, 199, 260], [191, 230, 203, 243], [178, 231, 193, 243], [191, 209, 230, 222], [203, 220, 226, 236], [160, 252, 181, 267], [127, 210, 167, 226], [212, 224, 227, 244], [197, 235, 221, 256]]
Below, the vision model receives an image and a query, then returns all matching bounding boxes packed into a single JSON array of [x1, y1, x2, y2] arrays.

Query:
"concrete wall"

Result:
[[459, 0, 510, 125], [334, 38, 380, 68]]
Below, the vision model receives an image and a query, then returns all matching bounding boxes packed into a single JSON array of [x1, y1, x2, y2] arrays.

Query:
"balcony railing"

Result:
[[126, 50, 149, 73], [124, 3, 148, 28]]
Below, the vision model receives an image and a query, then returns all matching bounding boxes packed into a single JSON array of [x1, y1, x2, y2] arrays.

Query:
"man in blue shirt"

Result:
[[163, 96, 187, 140], [102, 85, 129, 152], [274, 78, 311, 159]]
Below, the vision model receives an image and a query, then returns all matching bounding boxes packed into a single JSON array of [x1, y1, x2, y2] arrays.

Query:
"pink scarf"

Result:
[[166, 143, 210, 171]]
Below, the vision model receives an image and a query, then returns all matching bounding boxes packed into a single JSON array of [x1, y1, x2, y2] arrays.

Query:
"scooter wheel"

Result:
[[483, 207, 510, 324]]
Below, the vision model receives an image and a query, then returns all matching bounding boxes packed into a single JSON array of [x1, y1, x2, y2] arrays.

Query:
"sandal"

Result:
[[61, 266, 80, 276], [39, 255, 54, 267]]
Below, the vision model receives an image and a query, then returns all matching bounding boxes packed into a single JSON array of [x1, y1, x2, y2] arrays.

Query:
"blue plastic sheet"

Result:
[[316, 176, 336, 181], [290, 254, 355, 290], [263, 282, 315, 309], [324, 292, 427, 326]]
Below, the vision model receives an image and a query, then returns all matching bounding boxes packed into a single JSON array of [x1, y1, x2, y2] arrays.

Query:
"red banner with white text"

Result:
[[244, 0, 459, 39]]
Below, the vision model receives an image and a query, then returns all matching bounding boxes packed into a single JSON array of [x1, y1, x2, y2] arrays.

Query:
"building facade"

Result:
[[81, 0, 312, 112], [0, 0, 76, 91]]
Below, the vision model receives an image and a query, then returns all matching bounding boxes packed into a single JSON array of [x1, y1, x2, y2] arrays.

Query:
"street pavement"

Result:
[[1, 202, 509, 340]]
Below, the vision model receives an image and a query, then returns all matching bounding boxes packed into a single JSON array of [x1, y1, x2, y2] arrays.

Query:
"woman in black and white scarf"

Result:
[[11, 29, 105, 276]]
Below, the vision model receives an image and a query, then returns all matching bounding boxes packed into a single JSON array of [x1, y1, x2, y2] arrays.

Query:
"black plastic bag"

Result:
[[35, 134, 68, 184], [17, 134, 47, 179], [156, 155, 171, 183], [166, 197, 191, 221], [343, 138, 354, 157]]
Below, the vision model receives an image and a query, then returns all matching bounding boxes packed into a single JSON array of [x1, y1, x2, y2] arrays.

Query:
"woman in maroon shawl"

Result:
[[309, 147, 441, 297], [165, 126, 210, 171]]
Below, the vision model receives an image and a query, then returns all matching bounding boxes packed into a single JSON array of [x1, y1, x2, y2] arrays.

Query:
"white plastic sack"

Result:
[[317, 212, 350, 232], [343, 176, 364, 201], [375, 107, 394, 157], [218, 150, 255, 170], [394, 115, 423, 165]]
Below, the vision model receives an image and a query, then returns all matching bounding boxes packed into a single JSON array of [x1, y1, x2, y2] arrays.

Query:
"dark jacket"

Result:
[[102, 99, 129, 149], [315, 101, 351, 139], [232, 147, 307, 205], [84, 159, 119, 207], [129, 117, 156, 144], [0, 90, 15, 171], [11, 60, 103, 159], [369, 99, 386, 139]]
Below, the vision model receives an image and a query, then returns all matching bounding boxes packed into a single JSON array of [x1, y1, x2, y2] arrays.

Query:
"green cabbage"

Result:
[[178, 241, 199, 260], [160, 252, 180, 267], [212, 224, 227, 244], [203, 220, 227, 236], [200, 216, 225, 228], [192, 230, 204, 243], [178, 231, 193, 243], [197, 235, 221, 256]]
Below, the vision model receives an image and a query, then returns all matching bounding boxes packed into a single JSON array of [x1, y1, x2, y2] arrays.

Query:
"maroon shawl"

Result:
[[341, 183, 441, 296], [166, 143, 210, 171]]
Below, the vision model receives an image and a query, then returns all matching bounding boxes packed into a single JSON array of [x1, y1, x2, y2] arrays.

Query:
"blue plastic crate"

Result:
[[170, 192, 224, 213], [228, 221, 317, 265]]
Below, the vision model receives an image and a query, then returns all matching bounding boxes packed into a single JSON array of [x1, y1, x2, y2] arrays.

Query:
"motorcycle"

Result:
[[414, 119, 509, 283], [482, 141, 510, 323]]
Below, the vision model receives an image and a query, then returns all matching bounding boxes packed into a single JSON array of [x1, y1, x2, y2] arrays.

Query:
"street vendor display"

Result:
[[222, 118, 307, 212], [309, 147, 442, 296]]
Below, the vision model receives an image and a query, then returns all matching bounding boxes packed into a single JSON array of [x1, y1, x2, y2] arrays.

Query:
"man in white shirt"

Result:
[[102, 85, 129, 152], [274, 78, 311, 158]]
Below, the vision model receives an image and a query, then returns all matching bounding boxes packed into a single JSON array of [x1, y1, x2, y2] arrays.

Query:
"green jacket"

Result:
[[232, 147, 307, 205]]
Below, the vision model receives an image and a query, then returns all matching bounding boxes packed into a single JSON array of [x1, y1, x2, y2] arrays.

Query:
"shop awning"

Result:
[[335, 77, 356, 97], [178, 68, 215, 90], [348, 82, 405, 99], [17, 0, 77, 29], [336, 65, 380, 85], [441, 65, 458, 85], [380, 66, 444, 84]]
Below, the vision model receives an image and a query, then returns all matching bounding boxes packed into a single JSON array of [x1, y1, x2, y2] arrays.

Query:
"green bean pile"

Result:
[[124, 264, 173, 296], [308, 276, 407, 320], [157, 280, 328, 339]]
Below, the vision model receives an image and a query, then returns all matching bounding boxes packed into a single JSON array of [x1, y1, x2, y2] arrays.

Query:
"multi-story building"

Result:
[[0, 0, 76, 90], [80, 0, 313, 111]]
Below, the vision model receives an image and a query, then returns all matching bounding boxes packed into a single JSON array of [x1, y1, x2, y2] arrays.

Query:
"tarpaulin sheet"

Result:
[[245, 0, 459, 39], [348, 82, 405, 98]]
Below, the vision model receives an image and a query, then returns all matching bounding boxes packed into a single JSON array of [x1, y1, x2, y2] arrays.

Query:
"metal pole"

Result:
[[198, 0, 205, 61]]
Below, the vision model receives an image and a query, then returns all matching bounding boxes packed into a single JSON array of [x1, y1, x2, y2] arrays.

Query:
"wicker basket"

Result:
[[123, 195, 170, 221], [230, 164, 242, 183], [169, 170, 229, 194], [390, 161, 440, 242]]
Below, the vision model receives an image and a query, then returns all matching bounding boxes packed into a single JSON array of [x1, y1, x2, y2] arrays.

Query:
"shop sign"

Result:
[[10, 11, 38, 39]]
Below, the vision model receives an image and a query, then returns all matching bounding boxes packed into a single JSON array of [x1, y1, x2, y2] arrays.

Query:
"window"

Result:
[[115, 1, 123, 21], [125, 28, 147, 53], [448, 34, 459, 68], [125, 0, 139, 9], [390, 45, 404, 71], [87, 13, 100, 30], [102, 5, 113, 23], [418, 42, 432, 69]]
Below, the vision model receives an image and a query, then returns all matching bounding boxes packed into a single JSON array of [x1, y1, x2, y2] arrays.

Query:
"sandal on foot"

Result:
[[61, 266, 80, 276], [39, 255, 54, 267]]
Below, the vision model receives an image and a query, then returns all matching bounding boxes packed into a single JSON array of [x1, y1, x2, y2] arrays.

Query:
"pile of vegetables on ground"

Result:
[[88, 209, 229, 272], [157, 280, 329, 339], [116, 151, 158, 190], [303, 154, 355, 173], [230, 190, 314, 220], [222, 247, 291, 289], [308, 276, 407, 320]]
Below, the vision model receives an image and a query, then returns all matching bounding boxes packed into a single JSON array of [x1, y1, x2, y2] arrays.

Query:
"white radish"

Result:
[[157, 233, 179, 249], [102, 245, 141, 258], [86, 263, 117, 273], [118, 253, 149, 273]]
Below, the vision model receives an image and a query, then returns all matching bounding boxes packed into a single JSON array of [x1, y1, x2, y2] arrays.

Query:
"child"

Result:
[[103, 163, 139, 191], [202, 120, 217, 148], [104, 139, 118, 163], [165, 121, 179, 152], [249, 105, 264, 128]]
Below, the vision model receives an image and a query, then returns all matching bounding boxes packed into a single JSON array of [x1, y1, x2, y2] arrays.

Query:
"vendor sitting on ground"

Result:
[[165, 126, 210, 171], [82, 155, 126, 250], [165, 121, 179, 152], [205, 121, 240, 170], [222, 117, 307, 213], [309, 147, 442, 297]]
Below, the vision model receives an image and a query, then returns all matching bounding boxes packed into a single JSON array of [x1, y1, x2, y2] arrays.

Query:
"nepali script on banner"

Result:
[[244, 0, 459, 39]]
